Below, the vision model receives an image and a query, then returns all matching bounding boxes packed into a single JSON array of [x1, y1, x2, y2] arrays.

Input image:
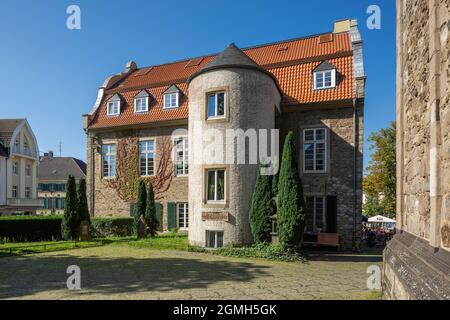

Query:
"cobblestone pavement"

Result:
[[0, 246, 382, 300]]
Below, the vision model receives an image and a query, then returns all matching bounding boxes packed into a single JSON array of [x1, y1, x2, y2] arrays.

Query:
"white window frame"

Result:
[[12, 186, 18, 198], [303, 128, 327, 173], [313, 69, 336, 90], [12, 161, 18, 175], [25, 187, 31, 199], [107, 100, 120, 116], [25, 163, 31, 176], [140, 139, 155, 177], [205, 168, 226, 203], [177, 203, 189, 230], [206, 230, 224, 248], [174, 136, 188, 176], [102, 143, 116, 178], [206, 91, 226, 119], [305, 196, 326, 233], [163, 92, 179, 109], [134, 97, 149, 113]]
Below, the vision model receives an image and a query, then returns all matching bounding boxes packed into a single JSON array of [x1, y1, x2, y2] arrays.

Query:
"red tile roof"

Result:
[[89, 32, 354, 129]]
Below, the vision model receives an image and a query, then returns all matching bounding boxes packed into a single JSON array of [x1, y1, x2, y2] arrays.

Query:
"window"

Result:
[[23, 140, 30, 155], [25, 187, 31, 199], [206, 230, 224, 248], [134, 97, 148, 113], [12, 161, 18, 175], [305, 196, 326, 233], [55, 198, 64, 209], [314, 70, 336, 89], [175, 137, 188, 176], [102, 144, 116, 177], [25, 164, 31, 176], [107, 100, 120, 116], [14, 139, 19, 152], [12, 186, 18, 198], [207, 92, 225, 118], [177, 203, 189, 229], [163, 93, 178, 109], [303, 128, 327, 173], [140, 140, 155, 176], [206, 169, 225, 202]]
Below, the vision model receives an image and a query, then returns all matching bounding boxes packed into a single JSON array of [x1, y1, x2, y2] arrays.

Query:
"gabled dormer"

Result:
[[106, 94, 121, 116], [134, 90, 151, 113], [313, 61, 337, 90], [163, 85, 181, 109]]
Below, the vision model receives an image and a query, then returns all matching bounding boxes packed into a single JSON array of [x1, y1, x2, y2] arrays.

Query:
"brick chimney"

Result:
[[333, 19, 351, 33]]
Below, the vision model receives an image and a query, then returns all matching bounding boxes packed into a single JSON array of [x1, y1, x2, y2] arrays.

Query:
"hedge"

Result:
[[0, 216, 134, 242]]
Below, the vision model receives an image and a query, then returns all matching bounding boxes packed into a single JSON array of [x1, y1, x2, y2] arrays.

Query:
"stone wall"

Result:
[[384, 0, 450, 300], [86, 124, 189, 231], [278, 103, 364, 250]]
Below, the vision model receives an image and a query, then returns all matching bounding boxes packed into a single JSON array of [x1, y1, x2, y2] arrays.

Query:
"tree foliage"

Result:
[[363, 122, 396, 218], [77, 178, 90, 223], [144, 182, 158, 237], [277, 132, 305, 248], [249, 164, 273, 243], [61, 175, 80, 240], [136, 179, 147, 221]]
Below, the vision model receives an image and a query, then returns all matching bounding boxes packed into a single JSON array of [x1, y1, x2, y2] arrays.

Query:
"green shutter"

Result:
[[167, 202, 177, 230], [155, 203, 161, 231]]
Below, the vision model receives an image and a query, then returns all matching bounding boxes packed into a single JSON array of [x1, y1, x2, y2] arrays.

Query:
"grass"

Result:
[[0, 239, 105, 256]]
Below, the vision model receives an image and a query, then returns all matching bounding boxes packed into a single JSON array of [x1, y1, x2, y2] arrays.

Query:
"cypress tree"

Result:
[[272, 172, 279, 196], [136, 179, 147, 222], [144, 182, 157, 237], [277, 131, 305, 248], [249, 164, 273, 243], [61, 175, 79, 240], [77, 178, 90, 223]]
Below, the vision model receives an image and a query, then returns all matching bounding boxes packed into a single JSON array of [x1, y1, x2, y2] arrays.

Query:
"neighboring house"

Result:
[[83, 19, 365, 250], [37, 151, 86, 215], [0, 119, 43, 215], [383, 1, 449, 299]]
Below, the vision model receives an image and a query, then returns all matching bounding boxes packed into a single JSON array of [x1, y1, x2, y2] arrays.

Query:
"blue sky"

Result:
[[0, 0, 395, 170]]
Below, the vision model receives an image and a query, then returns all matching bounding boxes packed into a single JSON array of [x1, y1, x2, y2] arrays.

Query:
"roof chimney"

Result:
[[333, 19, 351, 33], [48, 150, 54, 158]]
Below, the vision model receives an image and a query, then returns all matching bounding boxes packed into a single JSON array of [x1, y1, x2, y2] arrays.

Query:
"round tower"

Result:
[[187, 43, 281, 248]]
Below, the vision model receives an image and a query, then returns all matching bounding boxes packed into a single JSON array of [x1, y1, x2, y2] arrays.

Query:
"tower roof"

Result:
[[187, 43, 281, 93]]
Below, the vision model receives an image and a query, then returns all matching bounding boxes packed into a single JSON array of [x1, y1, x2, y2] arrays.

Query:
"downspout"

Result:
[[352, 97, 358, 251]]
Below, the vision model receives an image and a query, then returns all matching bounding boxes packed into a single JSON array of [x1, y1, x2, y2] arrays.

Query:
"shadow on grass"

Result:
[[0, 252, 270, 299]]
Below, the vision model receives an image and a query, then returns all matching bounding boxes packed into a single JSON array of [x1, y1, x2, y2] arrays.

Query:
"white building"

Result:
[[0, 119, 43, 215]]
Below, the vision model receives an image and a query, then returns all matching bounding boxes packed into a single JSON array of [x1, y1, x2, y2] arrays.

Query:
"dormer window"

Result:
[[163, 85, 181, 109], [313, 61, 337, 90], [106, 94, 121, 116], [134, 90, 150, 113]]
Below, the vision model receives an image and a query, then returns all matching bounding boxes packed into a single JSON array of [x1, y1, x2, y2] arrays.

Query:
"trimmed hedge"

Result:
[[90, 217, 134, 238], [0, 216, 134, 242], [0, 215, 63, 242]]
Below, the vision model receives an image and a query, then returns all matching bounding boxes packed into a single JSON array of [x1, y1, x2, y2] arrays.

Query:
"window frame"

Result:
[[163, 92, 179, 109], [205, 230, 224, 248], [174, 136, 189, 176], [140, 139, 156, 177], [305, 196, 326, 234], [12, 186, 18, 198], [177, 203, 189, 230], [25, 187, 31, 199], [134, 96, 149, 113], [205, 168, 226, 204], [206, 91, 226, 119], [106, 100, 120, 116], [313, 69, 336, 90], [303, 128, 328, 174], [25, 163, 31, 177], [102, 143, 116, 178]]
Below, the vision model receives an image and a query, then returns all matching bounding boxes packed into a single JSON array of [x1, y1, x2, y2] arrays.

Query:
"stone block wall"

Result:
[[86, 124, 189, 231]]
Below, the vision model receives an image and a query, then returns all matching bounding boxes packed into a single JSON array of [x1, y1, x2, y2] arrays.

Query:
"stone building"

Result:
[[37, 152, 86, 215], [383, 0, 450, 299], [83, 19, 365, 249], [0, 119, 42, 215]]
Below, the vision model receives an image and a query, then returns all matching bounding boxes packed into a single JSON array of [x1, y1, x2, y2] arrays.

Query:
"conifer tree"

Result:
[[61, 175, 79, 240], [144, 182, 158, 237], [77, 178, 90, 223]]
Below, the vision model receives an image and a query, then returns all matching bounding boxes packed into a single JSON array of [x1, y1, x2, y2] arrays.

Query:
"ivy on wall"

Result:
[[102, 131, 174, 203]]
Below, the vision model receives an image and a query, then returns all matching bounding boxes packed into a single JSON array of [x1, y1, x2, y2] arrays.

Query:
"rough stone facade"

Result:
[[86, 124, 189, 231], [383, 0, 450, 299], [278, 102, 364, 250]]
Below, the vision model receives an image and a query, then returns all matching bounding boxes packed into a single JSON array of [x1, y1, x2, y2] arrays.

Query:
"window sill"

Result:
[[313, 86, 336, 91]]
